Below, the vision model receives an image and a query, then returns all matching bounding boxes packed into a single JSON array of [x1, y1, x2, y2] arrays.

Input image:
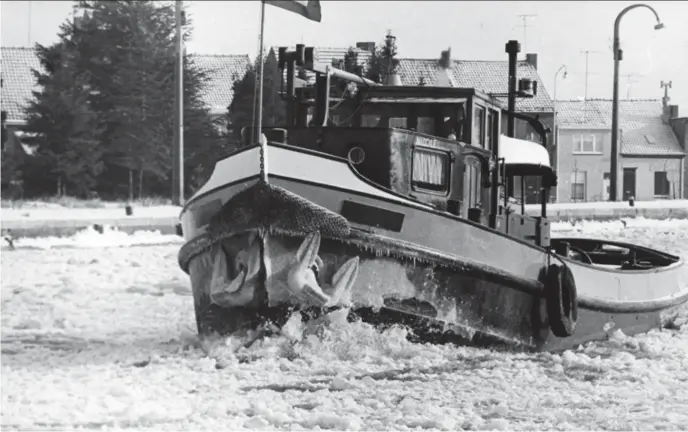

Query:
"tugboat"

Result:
[[177, 40, 687, 352]]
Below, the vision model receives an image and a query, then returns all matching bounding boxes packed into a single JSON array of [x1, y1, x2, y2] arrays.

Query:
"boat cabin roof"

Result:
[[354, 85, 503, 108]]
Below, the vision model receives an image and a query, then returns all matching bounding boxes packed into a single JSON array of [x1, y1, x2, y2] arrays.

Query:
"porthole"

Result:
[[348, 146, 366, 165]]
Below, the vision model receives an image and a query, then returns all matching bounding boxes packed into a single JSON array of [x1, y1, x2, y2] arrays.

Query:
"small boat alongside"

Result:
[[177, 42, 687, 352]]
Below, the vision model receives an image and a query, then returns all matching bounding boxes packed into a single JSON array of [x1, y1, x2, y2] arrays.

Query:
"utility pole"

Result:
[[172, 0, 185, 206], [515, 14, 537, 51]]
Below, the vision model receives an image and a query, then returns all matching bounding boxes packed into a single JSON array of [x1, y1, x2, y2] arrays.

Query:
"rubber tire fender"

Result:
[[545, 263, 578, 337]]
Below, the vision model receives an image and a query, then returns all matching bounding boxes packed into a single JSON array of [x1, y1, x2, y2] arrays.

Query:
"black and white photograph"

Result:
[[1, 0, 687, 430]]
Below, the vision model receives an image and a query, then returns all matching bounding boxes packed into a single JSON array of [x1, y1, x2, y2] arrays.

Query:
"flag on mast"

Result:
[[264, 0, 322, 22]]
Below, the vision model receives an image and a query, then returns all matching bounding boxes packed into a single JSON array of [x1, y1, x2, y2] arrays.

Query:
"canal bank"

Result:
[[3, 200, 688, 239]]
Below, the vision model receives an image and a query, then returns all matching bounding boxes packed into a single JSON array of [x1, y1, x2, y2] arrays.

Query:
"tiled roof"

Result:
[[0, 47, 250, 122], [397, 58, 553, 113], [267, 46, 552, 113], [1, 47, 43, 123], [270, 45, 373, 83], [557, 99, 684, 157], [189, 53, 250, 115]]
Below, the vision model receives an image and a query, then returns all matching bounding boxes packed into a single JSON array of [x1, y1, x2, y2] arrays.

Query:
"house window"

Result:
[[472, 105, 485, 147], [417, 117, 435, 135], [654, 171, 670, 197], [570, 171, 587, 201], [412, 148, 450, 193], [463, 156, 482, 208], [573, 134, 599, 153]]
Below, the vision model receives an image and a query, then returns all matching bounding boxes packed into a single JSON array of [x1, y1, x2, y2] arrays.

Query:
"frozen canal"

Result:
[[2, 220, 687, 431]]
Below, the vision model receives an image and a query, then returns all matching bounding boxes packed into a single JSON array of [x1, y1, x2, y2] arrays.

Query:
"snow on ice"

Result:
[[1, 220, 687, 431]]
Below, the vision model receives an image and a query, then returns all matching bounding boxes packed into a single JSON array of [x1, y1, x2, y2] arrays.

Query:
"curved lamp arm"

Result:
[[614, 4, 664, 58]]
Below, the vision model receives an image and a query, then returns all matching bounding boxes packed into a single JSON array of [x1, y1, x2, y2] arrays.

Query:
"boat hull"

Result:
[[178, 144, 688, 352]]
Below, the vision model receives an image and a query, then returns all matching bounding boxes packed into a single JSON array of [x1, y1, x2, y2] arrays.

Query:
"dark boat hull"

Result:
[[178, 144, 688, 352]]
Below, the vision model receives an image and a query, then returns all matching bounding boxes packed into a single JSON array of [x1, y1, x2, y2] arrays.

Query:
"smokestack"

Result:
[[525, 53, 538, 70]]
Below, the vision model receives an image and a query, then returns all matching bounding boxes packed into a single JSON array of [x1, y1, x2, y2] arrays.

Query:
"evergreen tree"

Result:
[[296, 67, 309, 81], [23, 42, 104, 197], [227, 54, 285, 147], [71, 0, 220, 198], [332, 47, 363, 76], [366, 30, 400, 84]]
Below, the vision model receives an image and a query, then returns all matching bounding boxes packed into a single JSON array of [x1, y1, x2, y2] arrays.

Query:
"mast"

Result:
[[172, 0, 185, 205], [256, 1, 268, 183]]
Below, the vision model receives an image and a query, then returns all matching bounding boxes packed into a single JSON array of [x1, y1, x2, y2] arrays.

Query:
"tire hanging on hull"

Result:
[[544, 262, 578, 337]]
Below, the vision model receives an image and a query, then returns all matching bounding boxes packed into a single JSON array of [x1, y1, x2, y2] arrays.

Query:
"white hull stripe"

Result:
[[187, 145, 430, 210]]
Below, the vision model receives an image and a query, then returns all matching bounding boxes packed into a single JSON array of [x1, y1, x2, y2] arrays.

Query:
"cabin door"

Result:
[[462, 156, 481, 219], [623, 168, 636, 200]]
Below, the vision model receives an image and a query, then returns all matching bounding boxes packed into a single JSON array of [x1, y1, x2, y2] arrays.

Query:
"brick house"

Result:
[[0, 46, 250, 193], [556, 98, 685, 202]]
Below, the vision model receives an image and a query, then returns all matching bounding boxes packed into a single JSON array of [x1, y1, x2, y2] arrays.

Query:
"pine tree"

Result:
[[296, 67, 309, 81], [67, 0, 221, 197], [23, 42, 104, 197], [366, 30, 400, 84]]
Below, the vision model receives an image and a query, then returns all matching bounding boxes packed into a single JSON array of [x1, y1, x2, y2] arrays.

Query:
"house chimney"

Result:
[[356, 42, 376, 54], [525, 53, 538, 70], [669, 104, 679, 119], [438, 47, 451, 69], [659, 81, 674, 123]]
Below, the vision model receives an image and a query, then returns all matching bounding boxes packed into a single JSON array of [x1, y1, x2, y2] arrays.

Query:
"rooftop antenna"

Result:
[[580, 49, 601, 121], [579, 50, 602, 101], [515, 14, 537, 51], [660, 80, 672, 106], [27, 1, 32, 45], [621, 73, 641, 99]]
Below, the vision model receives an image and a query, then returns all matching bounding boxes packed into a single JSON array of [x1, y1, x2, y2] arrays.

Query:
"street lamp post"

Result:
[[553, 65, 567, 203], [610, 3, 664, 201]]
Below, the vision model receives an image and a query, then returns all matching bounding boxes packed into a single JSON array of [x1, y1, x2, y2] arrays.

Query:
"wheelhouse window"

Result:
[[389, 117, 408, 129], [362, 114, 382, 127], [472, 105, 486, 147], [417, 117, 435, 135], [412, 148, 450, 193], [485, 109, 497, 152], [463, 156, 482, 208]]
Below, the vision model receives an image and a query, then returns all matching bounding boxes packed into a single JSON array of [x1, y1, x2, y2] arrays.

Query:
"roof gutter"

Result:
[[5, 119, 27, 127]]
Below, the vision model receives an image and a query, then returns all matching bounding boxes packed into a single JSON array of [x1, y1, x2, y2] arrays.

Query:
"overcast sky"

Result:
[[2, 1, 687, 114]]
